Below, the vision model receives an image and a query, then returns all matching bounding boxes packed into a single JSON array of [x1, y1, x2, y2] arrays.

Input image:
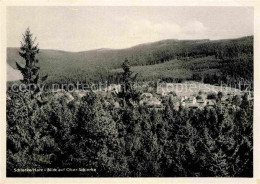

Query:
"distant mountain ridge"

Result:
[[7, 36, 253, 83]]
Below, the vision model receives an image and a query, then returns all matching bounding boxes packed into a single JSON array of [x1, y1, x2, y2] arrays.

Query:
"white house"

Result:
[[141, 93, 153, 99]]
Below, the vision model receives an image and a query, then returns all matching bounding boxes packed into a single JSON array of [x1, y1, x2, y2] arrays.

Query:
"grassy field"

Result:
[[112, 56, 221, 82], [112, 59, 192, 81]]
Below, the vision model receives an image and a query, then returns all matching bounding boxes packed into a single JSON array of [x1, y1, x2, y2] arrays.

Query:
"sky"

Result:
[[7, 6, 254, 52]]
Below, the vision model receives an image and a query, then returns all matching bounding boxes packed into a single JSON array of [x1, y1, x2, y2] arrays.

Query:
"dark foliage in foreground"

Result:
[[7, 89, 253, 177]]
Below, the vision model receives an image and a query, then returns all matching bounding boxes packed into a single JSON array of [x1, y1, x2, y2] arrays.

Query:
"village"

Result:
[[50, 81, 253, 111], [135, 82, 252, 110], [138, 82, 253, 110]]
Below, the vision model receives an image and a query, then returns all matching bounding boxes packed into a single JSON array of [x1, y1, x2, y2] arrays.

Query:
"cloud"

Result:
[[128, 19, 183, 40], [109, 18, 208, 48]]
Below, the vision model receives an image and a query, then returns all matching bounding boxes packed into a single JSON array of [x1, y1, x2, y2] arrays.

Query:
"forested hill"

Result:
[[7, 36, 253, 85]]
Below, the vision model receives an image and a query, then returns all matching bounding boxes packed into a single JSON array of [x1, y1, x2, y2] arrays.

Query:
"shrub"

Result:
[[207, 92, 217, 99]]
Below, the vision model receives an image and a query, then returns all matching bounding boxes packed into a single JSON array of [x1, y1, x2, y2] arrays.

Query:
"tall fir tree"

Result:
[[118, 58, 140, 105], [16, 28, 47, 86]]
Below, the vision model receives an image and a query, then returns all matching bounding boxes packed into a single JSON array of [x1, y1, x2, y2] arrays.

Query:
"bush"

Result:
[[207, 92, 217, 99]]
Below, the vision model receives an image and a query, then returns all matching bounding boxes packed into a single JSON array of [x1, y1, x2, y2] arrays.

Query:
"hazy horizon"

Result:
[[7, 6, 254, 52]]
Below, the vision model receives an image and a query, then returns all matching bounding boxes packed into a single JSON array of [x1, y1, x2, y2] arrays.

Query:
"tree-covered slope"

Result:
[[7, 36, 253, 84]]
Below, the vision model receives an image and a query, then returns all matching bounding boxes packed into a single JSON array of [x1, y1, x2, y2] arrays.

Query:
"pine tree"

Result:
[[121, 58, 133, 93], [118, 58, 140, 105], [16, 28, 47, 86]]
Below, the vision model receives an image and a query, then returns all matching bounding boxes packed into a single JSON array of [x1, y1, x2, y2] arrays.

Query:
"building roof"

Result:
[[197, 99, 205, 103], [207, 100, 215, 106], [114, 102, 120, 108], [141, 93, 153, 98]]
